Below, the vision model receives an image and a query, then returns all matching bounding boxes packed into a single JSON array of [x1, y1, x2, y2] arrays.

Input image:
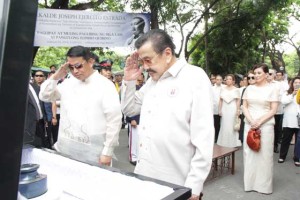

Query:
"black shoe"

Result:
[[278, 158, 285, 163], [274, 146, 279, 153], [129, 161, 137, 166]]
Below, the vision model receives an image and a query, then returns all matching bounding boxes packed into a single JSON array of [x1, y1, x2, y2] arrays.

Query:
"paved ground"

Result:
[[113, 128, 300, 200]]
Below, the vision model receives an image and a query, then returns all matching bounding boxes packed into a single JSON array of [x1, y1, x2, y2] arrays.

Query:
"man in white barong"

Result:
[[40, 46, 122, 166], [121, 29, 214, 200]]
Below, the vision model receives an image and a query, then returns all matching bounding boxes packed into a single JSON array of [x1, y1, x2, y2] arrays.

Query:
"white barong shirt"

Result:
[[121, 59, 214, 195], [40, 71, 122, 165]]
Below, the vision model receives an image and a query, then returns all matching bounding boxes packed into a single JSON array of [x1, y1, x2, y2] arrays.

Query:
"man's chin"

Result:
[[74, 75, 83, 81], [149, 74, 159, 81]]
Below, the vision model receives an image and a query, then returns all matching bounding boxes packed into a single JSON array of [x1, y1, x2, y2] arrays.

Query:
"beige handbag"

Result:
[[234, 115, 241, 131]]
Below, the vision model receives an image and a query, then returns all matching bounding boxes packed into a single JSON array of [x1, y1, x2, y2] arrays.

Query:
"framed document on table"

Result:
[[21, 147, 191, 200]]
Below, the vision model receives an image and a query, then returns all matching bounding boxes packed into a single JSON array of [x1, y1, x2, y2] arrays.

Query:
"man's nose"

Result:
[[142, 64, 150, 71], [73, 68, 79, 73]]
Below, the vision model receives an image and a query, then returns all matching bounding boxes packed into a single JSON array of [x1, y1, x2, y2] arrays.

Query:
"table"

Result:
[[207, 144, 239, 181], [21, 147, 191, 200]]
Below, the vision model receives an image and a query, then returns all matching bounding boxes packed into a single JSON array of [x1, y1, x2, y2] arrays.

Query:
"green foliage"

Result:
[[93, 0, 125, 12], [35, 0, 300, 76], [284, 52, 300, 77], [34, 47, 125, 72], [33, 47, 69, 68], [93, 48, 126, 72], [189, 0, 294, 75]]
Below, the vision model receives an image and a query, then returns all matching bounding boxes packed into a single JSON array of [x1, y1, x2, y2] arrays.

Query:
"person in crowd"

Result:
[[239, 75, 249, 104], [275, 71, 289, 145], [98, 59, 113, 79], [114, 73, 123, 94], [290, 75, 296, 145], [278, 76, 300, 166], [242, 63, 279, 194], [30, 70, 51, 148], [39, 46, 122, 166], [238, 75, 248, 143], [242, 75, 249, 88], [239, 71, 256, 143], [42, 71, 56, 148], [125, 16, 146, 46], [24, 82, 47, 148], [239, 79, 245, 88], [126, 73, 145, 165], [247, 71, 256, 85], [217, 74, 241, 147], [49, 73, 64, 145], [114, 72, 127, 129], [268, 69, 288, 153], [49, 65, 56, 73], [212, 75, 223, 142], [33, 70, 45, 86], [275, 71, 283, 81], [210, 74, 216, 86], [223, 76, 228, 85], [108, 74, 114, 82], [51, 100, 60, 144], [121, 29, 214, 200], [294, 89, 300, 167]]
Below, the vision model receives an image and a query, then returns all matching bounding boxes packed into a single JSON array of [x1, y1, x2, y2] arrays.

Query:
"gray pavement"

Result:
[[113, 128, 300, 200]]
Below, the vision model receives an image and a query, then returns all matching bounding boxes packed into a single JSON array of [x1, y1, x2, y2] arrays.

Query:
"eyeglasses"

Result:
[[138, 53, 160, 66], [68, 61, 86, 71], [247, 76, 255, 80], [35, 75, 44, 77]]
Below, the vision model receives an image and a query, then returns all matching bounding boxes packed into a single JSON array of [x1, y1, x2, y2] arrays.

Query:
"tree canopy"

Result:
[[34, 0, 300, 77]]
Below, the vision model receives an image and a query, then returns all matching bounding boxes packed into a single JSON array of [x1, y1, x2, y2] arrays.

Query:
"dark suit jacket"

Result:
[[24, 84, 38, 144], [23, 83, 46, 145]]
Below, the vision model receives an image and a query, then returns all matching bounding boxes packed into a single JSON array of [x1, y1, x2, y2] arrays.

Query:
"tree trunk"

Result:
[[149, 3, 159, 29], [51, 0, 69, 9], [261, 30, 267, 63], [277, 51, 285, 72], [297, 50, 300, 76]]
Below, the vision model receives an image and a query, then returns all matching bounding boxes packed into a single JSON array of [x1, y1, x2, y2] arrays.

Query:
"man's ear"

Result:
[[164, 47, 173, 64], [87, 58, 94, 67]]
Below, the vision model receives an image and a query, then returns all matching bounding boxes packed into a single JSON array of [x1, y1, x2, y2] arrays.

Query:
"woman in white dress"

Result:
[[217, 74, 241, 147], [279, 77, 300, 165], [242, 63, 279, 194]]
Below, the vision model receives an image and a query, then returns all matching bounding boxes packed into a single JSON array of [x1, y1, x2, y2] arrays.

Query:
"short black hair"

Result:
[[34, 70, 45, 76], [276, 71, 284, 76], [49, 65, 56, 69], [66, 46, 92, 61], [91, 52, 99, 63], [252, 63, 269, 74], [135, 29, 176, 55]]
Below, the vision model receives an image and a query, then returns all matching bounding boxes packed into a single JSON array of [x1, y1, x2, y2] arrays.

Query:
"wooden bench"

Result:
[[206, 144, 239, 181]]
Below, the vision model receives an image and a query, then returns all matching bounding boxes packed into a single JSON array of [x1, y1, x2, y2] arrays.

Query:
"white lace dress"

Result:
[[217, 87, 241, 147]]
